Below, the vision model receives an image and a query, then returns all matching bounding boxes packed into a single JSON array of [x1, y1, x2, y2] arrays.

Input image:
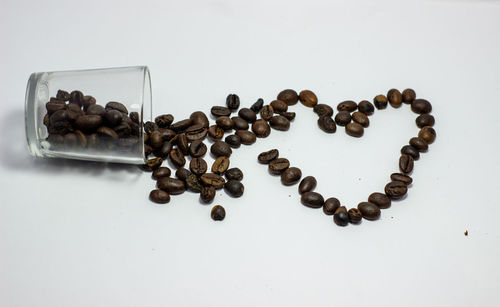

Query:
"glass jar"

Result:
[[25, 66, 152, 164]]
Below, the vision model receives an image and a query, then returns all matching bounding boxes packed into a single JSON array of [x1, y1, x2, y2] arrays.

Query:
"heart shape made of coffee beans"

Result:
[[144, 88, 436, 226]]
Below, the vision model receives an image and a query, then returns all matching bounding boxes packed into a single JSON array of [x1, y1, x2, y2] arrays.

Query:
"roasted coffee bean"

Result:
[[208, 125, 224, 140], [268, 158, 289, 174], [186, 173, 203, 192], [368, 192, 391, 209], [150, 130, 163, 148], [337, 100, 357, 112], [399, 154, 414, 174], [98, 126, 119, 139], [70, 90, 84, 105], [170, 119, 193, 132], [157, 177, 186, 195], [175, 167, 191, 181], [190, 111, 209, 128], [189, 140, 207, 157], [56, 90, 71, 101], [358, 202, 381, 220], [200, 186, 216, 203], [144, 121, 158, 134], [74, 130, 87, 147], [281, 167, 302, 185], [185, 124, 207, 142], [299, 90, 318, 107], [358, 100, 375, 115], [323, 197, 340, 215], [252, 120, 271, 137], [298, 176, 317, 194], [46, 101, 66, 114], [373, 94, 388, 110], [212, 156, 230, 174], [86, 104, 106, 116], [250, 98, 264, 113], [103, 110, 123, 127], [225, 168, 243, 181], [269, 115, 290, 131], [211, 106, 231, 117], [152, 167, 172, 180], [313, 104, 334, 117], [87, 133, 100, 148], [352, 112, 369, 127], [149, 189, 170, 204], [334, 206, 349, 226], [48, 121, 71, 135], [63, 133, 78, 148], [345, 122, 364, 137], [385, 181, 408, 199], [176, 134, 189, 155], [226, 94, 240, 110], [216, 116, 234, 130], [170, 148, 186, 167], [143, 157, 163, 171], [411, 99, 432, 114], [82, 95, 96, 110], [200, 173, 226, 189], [75, 115, 103, 132], [156, 141, 173, 158], [270, 100, 288, 113], [66, 108, 82, 122], [49, 109, 69, 124], [129, 112, 139, 124], [279, 112, 296, 121], [190, 157, 208, 176], [402, 88, 416, 104], [318, 116, 337, 133], [334, 111, 351, 126], [211, 141, 232, 157], [114, 122, 132, 137], [348, 208, 363, 224], [225, 180, 244, 197], [301, 192, 324, 208], [260, 105, 274, 121], [390, 173, 413, 185], [43, 114, 50, 126], [387, 89, 403, 108], [231, 116, 249, 130], [155, 114, 174, 128], [401, 145, 420, 160], [409, 137, 428, 152], [277, 89, 299, 105], [225, 134, 241, 148], [418, 126, 436, 144], [416, 114, 435, 128], [47, 134, 64, 148], [211, 205, 226, 221], [105, 101, 128, 114], [258, 149, 279, 164]]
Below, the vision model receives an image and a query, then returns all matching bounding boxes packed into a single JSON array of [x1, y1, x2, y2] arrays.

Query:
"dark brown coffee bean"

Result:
[[66, 108, 82, 122], [43, 114, 50, 126], [358, 100, 375, 115], [373, 94, 388, 109], [200, 173, 226, 189], [226, 94, 240, 110], [252, 120, 271, 137], [323, 197, 340, 215], [318, 116, 337, 133], [225, 180, 244, 197], [337, 100, 357, 112], [390, 173, 413, 185], [225, 134, 241, 148], [357, 202, 380, 220], [348, 208, 363, 224], [157, 177, 186, 195], [149, 131, 163, 148], [352, 112, 369, 127], [155, 114, 174, 128], [82, 95, 96, 111], [401, 145, 420, 160], [103, 110, 123, 127], [149, 189, 170, 204], [279, 112, 296, 121], [346, 122, 364, 137], [74, 130, 87, 147], [144, 121, 158, 134], [385, 181, 408, 199], [143, 157, 163, 172], [234, 130, 255, 145], [185, 173, 203, 192], [281, 167, 302, 185], [269, 115, 290, 131], [216, 116, 234, 130], [152, 167, 171, 180], [63, 133, 78, 148], [211, 205, 226, 221], [250, 98, 264, 113], [334, 111, 351, 126], [175, 167, 191, 181], [170, 148, 186, 167], [387, 89, 403, 108], [225, 168, 243, 181], [190, 111, 209, 128], [313, 104, 333, 117], [114, 122, 132, 137], [190, 157, 208, 176], [418, 126, 436, 144], [211, 106, 231, 117], [409, 137, 428, 152], [416, 114, 435, 128], [70, 90, 84, 105], [232, 116, 249, 130], [170, 119, 193, 132], [97, 126, 119, 139], [399, 154, 414, 174], [298, 176, 317, 194], [277, 89, 299, 105], [208, 125, 224, 140], [334, 206, 349, 226], [105, 101, 128, 114], [270, 100, 288, 113], [175, 134, 188, 155], [258, 149, 279, 164], [212, 156, 230, 174], [46, 101, 66, 114], [299, 90, 318, 107], [56, 90, 70, 101], [129, 112, 139, 124], [259, 105, 274, 121], [368, 192, 391, 209], [156, 141, 173, 158], [189, 140, 207, 157], [301, 192, 324, 208], [200, 186, 216, 203], [211, 141, 232, 157], [185, 124, 207, 142], [411, 99, 432, 114], [268, 158, 290, 174], [49, 109, 69, 124], [75, 115, 103, 132], [402, 88, 416, 104]]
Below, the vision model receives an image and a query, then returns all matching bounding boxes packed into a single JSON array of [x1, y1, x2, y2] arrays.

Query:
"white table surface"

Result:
[[1, 0, 500, 306]]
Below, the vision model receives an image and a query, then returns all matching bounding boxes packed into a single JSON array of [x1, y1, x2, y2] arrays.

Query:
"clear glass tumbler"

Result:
[[25, 66, 152, 164]]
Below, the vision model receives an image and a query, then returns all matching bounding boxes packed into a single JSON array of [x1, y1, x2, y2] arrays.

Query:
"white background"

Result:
[[1, 0, 500, 306]]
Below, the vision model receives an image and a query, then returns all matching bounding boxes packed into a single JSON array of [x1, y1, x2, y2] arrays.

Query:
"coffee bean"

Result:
[[200, 186, 216, 203], [270, 100, 288, 113], [212, 156, 230, 174], [318, 116, 337, 133], [337, 101, 357, 112], [75, 115, 102, 132], [185, 124, 207, 142], [399, 154, 414, 174], [67, 103, 82, 114], [74, 130, 87, 147], [411, 99, 432, 114], [225, 134, 241, 148], [352, 111, 369, 127], [105, 101, 128, 114], [211, 106, 231, 117], [268, 158, 290, 174], [348, 208, 363, 224], [390, 173, 413, 185], [211, 205, 226, 221], [277, 89, 299, 105], [70, 90, 84, 105], [373, 94, 388, 110], [175, 134, 189, 155], [226, 94, 240, 110], [157, 177, 186, 195], [281, 167, 302, 185], [298, 176, 317, 194], [156, 141, 173, 158], [103, 110, 123, 127], [368, 192, 391, 209], [211, 141, 232, 157], [144, 121, 158, 134], [252, 120, 271, 137], [46, 101, 66, 114], [323, 197, 340, 215], [152, 167, 172, 180], [401, 145, 420, 160], [114, 122, 132, 137], [129, 112, 139, 124], [225, 180, 244, 197], [170, 119, 193, 132], [155, 114, 174, 128], [235, 130, 256, 145], [387, 89, 403, 108], [334, 111, 351, 126], [43, 114, 50, 127], [47, 134, 63, 148], [402, 88, 416, 104], [82, 95, 96, 111], [358, 202, 381, 220], [175, 167, 191, 181], [143, 157, 163, 171], [63, 133, 78, 148], [200, 173, 226, 189], [301, 192, 324, 208], [279, 112, 296, 121], [232, 116, 249, 130], [313, 104, 333, 117], [358, 100, 375, 115], [208, 125, 224, 140], [149, 131, 163, 148], [299, 90, 318, 107], [250, 98, 264, 113], [190, 111, 209, 128], [149, 189, 170, 204], [189, 140, 207, 157], [225, 168, 243, 181], [49, 109, 69, 124], [346, 122, 364, 137], [185, 173, 203, 192], [334, 206, 349, 226], [190, 157, 208, 176], [269, 115, 290, 131], [416, 114, 435, 128], [216, 116, 234, 130], [385, 181, 408, 199], [418, 126, 436, 144], [170, 148, 186, 167], [260, 105, 274, 121], [56, 90, 71, 101], [87, 133, 100, 149], [258, 149, 279, 164], [409, 137, 428, 152]]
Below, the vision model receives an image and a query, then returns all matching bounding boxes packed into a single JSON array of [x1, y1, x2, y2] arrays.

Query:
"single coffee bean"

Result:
[[334, 206, 349, 226], [105, 101, 128, 114], [43, 114, 50, 126], [225, 134, 241, 148], [114, 122, 132, 137], [313, 104, 334, 117], [250, 98, 264, 113], [211, 141, 232, 157], [337, 100, 357, 112], [368, 192, 391, 209], [279, 112, 296, 121], [399, 154, 414, 174], [418, 126, 436, 144], [416, 114, 435, 128], [334, 111, 351, 126], [268, 158, 290, 174], [277, 89, 299, 105], [190, 157, 208, 176], [144, 121, 159, 134], [358, 202, 381, 220], [385, 181, 408, 199], [175, 167, 191, 181], [390, 173, 413, 185], [358, 100, 375, 115], [323, 197, 341, 215], [200, 186, 216, 203], [170, 148, 186, 167], [143, 157, 163, 171], [74, 130, 87, 147], [387, 89, 403, 108], [211, 106, 231, 117], [352, 111, 369, 127], [200, 173, 226, 189], [149, 130, 163, 149], [216, 116, 234, 130], [298, 176, 317, 194], [252, 120, 271, 137], [232, 116, 249, 130], [235, 130, 256, 145], [190, 111, 209, 128], [46, 101, 66, 114], [409, 137, 428, 152], [212, 156, 230, 174], [401, 145, 420, 160], [157, 177, 186, 195], [49, 109, 69, 124], [318, 116, 337, 133], [258, 149, 279, 164], [270, 100, 288, 113], [189, 140, 207, 157], [346, 122, 364, 137], [402, 88, 416, 104], [225, 168, 243, 181], [373, 94, 388, 109], [411, 99, 432, 114], [170, 119, 193, 132], [185, 173, 203, 192], [175, 134, 189, 155], [348, 208, 363, 224], [129, 112, 139, 124], [63, 133, 78, 148], [211, 205, 226, 221], [281, 167, 302, 186], [185, 124, 207, 142], [75, 115, 103, 132], [208, 125, 224, 140], [66, 108, 82, 122], [269, 115, 290, 131], [225, 180, 244, 197], [103, 110, 123, 127], [70, 90, 84, 105], [155, 114, 174, 128], [226, 94, 240, 110], [149, 189, 170, 204], [301, 192, 324, 208], [152, 167, 172, 180], [82, 95, 96, 111], [299, 90, 318, 107], [56, 90, 71, 101], [156, 141, 173, 158], [260, 105, 274, 121]]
